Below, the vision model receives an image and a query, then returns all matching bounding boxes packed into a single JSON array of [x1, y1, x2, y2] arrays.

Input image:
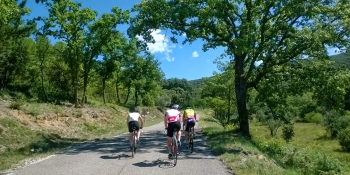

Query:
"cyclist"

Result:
[[164, 104, 182, 159], [126, 106, 144, 150], [183, 106, 196, 149]]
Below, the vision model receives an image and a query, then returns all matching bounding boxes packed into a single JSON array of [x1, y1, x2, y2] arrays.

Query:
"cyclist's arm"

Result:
[[126, 115, 130, 126], [139, 114, 144, 128], [164, 113, 168, 128]]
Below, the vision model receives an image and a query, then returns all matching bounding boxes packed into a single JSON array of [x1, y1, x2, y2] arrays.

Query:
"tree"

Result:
[[81, 7, 129, 105], [202, 60, 235, 125], [0, 0, 26, 26], [128, 0, 350, 136], [35, 35, 52, 101], [44, 0, 97, 107], [0, 0, 35, 92]]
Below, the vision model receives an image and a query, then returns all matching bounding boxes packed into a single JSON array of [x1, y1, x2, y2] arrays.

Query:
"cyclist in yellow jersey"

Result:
[[183, 106, 196, 149]]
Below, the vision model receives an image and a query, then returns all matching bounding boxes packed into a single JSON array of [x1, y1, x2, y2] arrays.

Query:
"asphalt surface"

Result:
[[7, 118, 232, 175]]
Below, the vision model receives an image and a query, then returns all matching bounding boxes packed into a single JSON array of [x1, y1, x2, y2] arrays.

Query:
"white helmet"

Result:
[[171, 104, 179, 110]]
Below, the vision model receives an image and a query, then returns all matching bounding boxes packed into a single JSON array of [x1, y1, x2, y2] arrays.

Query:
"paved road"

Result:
[[7, 119, 232, 175]]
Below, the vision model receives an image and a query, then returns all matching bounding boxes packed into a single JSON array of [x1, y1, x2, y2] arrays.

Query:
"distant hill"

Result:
[[330, 53, 350, 69]]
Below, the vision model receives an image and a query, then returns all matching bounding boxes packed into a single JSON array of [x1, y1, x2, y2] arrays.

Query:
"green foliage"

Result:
[[9, 100, 24, 110], [201, 62, 235, 127], [338, 126, 350, 152], [323, 110, 350, 138], [305, 112, 323, 124], [156, 91, 171, 108], [282, 124, 295, 143]]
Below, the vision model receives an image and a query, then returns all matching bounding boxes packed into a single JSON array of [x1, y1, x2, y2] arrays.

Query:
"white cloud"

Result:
[[179, 46, 183, 49], [136, 29, 175, 62], [254, 60, 263, 67], [192, 51, 199, 58], [182, 33, 186, 37]]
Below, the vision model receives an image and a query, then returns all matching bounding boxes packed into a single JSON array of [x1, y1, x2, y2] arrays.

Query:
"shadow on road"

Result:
[[60, 129, 215, 163], [132, 158, 175, 168]]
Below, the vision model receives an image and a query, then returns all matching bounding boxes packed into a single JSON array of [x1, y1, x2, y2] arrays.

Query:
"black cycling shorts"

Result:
[[167, 121, 181, 137], [128, 121, 140, 132], [185, 118, 196, 132]]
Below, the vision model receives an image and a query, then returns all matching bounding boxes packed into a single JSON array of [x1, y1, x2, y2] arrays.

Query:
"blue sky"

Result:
[[24, 0, 340, 81]]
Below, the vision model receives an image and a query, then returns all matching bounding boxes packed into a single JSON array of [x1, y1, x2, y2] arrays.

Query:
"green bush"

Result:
[[338, 126, 350, 152], [9, 100, 24, 110], [282, 124, 295, 143], [305, 112, 323, 124]]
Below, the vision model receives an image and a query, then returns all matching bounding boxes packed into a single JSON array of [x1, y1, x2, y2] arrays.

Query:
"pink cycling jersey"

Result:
[[165, 109, 181, 123]]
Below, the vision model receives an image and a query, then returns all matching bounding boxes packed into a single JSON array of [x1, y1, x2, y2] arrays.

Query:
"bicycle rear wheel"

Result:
[[172, 137, 178, 166]]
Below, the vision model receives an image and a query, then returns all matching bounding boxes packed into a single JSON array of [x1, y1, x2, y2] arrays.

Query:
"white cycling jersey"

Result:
[[165, 109, 181, 123], [128, 112, 140, 122]]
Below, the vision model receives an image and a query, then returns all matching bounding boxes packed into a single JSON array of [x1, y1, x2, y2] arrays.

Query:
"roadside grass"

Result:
[[250, 122, 350, 174], [199, 110, 349, 175], [0, 101, 164, 172], [0, 117, 81, 171], [199, 110, 298, 175]]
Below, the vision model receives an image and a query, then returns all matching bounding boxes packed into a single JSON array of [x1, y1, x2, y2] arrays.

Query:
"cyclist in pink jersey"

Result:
[[164, 104, 182, 159]]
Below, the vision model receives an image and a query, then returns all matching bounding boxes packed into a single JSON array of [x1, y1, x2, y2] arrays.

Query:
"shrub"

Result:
[[323, 110, 342, 138], [338, 126, 350, 152], [9, 100, 24, 110], [282, 124, 295, 143], [304, 112, 323, 124]]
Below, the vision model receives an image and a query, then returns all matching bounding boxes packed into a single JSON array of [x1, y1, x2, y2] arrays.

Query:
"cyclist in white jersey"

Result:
[[164, 104, 182, 159], [126, 107, 144, 150]]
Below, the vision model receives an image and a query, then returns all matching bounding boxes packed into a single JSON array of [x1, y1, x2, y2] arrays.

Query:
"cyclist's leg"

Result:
[[135, 121, 141, 142], [175, 121, 181, 144], [167, 123, 174, 158], [128, 122, 133, 146], [184, 119, 190, 143], [192, 119, 196, 137]]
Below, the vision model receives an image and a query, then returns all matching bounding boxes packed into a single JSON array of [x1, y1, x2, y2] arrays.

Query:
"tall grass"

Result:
[[199, 110, 348, 175]]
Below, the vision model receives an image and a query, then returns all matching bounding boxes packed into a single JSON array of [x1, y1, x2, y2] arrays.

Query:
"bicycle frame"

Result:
[[131, 127, 138, 158]]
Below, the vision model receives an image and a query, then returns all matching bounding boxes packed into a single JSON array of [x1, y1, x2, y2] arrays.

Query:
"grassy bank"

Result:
[[199, 110, 349, 175], [0, 101, 163, 172]]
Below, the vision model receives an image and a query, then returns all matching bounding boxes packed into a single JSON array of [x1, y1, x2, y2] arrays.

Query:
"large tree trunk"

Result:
[[123, 86, 130, 104], [234, 57, 250, 137], [115, 78, 121, 104], [81, 69, 88, 105]]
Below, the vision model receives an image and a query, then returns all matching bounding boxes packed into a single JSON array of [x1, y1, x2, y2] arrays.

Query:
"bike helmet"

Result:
[[171, 104, 180, 110], [129, 106, 139, 113]]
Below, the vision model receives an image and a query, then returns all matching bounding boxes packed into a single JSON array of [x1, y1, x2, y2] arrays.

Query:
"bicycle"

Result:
[[131, 127, 139, 158], [165, 128, 180, 166], [188, 126, 194, 154]]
